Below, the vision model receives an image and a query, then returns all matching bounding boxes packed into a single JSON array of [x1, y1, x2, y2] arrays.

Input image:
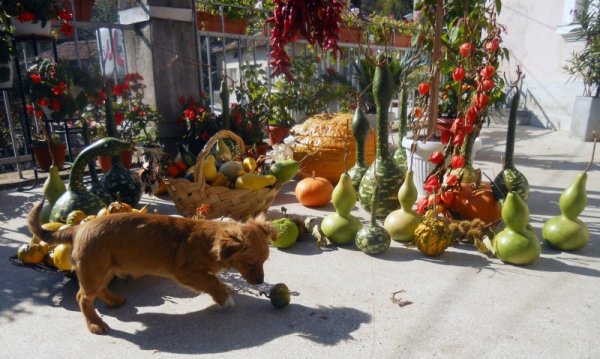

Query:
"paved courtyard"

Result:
[[0, 123, 598, 358]]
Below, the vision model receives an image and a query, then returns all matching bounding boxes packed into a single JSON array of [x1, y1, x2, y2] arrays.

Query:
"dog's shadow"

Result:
[[108, 295, 370, 354], [61, 273, 371, 354]]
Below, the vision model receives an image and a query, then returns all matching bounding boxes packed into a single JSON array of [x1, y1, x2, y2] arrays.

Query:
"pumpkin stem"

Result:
[[312, 170, 316, 180]]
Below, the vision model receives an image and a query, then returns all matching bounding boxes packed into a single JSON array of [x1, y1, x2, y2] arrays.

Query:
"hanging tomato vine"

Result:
[[266, 0, 345, 79]]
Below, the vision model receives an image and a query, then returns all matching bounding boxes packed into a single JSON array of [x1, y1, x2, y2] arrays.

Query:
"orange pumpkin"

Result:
[[295, 173, 334, 207], [290, 113, 376, 184], [449, 182, 501, 226]]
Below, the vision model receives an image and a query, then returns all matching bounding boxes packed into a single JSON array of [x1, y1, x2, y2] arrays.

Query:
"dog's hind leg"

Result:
[[77, 288, 109, 334], [175, 272, 235, 307], [76, 268, 113, 334], [98, 288, 126, 308]]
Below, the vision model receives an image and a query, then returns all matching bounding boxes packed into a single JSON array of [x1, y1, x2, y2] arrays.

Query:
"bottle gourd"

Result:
[[321, 172, 362, 245], [542, 134, 596, 250], [494, 192, 540, 265], [384, 170, 422, 243], [358, 55, 404, 219]]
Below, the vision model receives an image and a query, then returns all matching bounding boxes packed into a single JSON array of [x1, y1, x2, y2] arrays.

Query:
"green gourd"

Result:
[[320, 172, 362, 245], [356, 160, 391, 254], [103, 154, 142, 207], [79, 117, 111, 206], [493, 192, 541, 265], [43, 164, 66, 206], [393, 85, 408, 172], [542, 136, 596, 250], [50, 138, 133, 222], [347, 106, 371, 189], [383, 170, 422, 243], [220, 78, 230, 130], [493, 86, 530, 202], [358, 55, 404, 219]]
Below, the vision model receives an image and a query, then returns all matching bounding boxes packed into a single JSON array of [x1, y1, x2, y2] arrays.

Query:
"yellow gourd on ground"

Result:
[[52, 243, 73, 271]]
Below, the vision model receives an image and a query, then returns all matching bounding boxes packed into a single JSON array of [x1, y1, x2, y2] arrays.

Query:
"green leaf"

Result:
[[495, 0, 502, 13]]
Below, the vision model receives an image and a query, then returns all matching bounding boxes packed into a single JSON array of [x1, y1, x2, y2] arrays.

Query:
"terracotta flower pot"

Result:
[[268, 125, 291, 145], [196, 11, 248, 34], [338, 27, 363, 43], [33, 142, 66, 172], [98, 150, 134, 173]]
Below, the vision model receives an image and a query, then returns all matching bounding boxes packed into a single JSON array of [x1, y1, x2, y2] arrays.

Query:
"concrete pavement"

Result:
[[0, 123, 598, 358]]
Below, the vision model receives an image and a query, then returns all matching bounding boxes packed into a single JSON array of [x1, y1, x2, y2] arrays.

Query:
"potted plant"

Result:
[[564, 0, 599, 141], [366, 14, 415, 48], [233, 64, 294, 145], [82, 73, 161, 171], [1, 0, 74, 37], [195, 0, 254, 35], [32, 133, 66, 171], [176, 93, 222, 156]]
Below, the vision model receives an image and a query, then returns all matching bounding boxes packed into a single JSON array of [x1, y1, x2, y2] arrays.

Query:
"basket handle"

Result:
[[193, 130, 246, 191]]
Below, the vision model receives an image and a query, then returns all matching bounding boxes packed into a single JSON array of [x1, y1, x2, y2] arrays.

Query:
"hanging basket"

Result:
[[166, 130, 280, 220]]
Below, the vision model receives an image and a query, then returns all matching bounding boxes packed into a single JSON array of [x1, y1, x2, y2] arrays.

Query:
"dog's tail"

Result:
[[28, 200, 75, 245]]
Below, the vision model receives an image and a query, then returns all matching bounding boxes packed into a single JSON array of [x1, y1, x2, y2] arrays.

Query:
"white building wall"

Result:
[[498, 0, 586, 131]]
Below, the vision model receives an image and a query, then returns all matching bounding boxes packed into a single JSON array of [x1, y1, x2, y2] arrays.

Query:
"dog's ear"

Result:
[[216, 231, 245, 261]]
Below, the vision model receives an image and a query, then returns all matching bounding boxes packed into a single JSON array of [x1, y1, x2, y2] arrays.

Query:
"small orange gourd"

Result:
[[295, 172, 334, 207], [449, 183, 501, 226]]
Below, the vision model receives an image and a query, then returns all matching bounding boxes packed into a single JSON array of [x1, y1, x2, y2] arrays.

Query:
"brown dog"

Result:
[[28, 201, 275, 334]]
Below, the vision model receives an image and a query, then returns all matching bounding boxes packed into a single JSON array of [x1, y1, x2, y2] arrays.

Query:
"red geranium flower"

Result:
[[17, 11, 34, 23], [30, 73, 42, 84], [58, 10, 73, 21], [49, 98, 61, 111], [115, 111, 125, 125], [60, 23, 74, 37]]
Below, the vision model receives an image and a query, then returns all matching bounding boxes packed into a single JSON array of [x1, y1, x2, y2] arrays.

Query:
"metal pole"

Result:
[[3, 91, 23, 178]]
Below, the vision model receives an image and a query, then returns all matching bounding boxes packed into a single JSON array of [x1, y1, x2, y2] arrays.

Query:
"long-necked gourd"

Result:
[[393, 84, 408, 172], [220, 78, 230, 130], [358, 55, 404, 219], [50, 137, 133, 222], [542, 133, 596, 250], [356, 161, 391, 254], [347, 106, 371, 189], [320, 172, 362, 245], [493, 192, 540, 265], [493, 85, 530, 202], [384, 169, 422, 243]]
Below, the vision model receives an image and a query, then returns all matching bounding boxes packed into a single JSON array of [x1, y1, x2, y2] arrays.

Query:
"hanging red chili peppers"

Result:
[[266, 0, 345, 79]]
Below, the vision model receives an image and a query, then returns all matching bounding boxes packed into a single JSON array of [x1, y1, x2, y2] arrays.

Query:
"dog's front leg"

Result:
[[175, 272, 235, 308]]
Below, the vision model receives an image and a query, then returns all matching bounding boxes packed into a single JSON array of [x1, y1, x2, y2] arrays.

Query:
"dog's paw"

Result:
[[88, 321, 109, 335], [220, 296, 235, 308]]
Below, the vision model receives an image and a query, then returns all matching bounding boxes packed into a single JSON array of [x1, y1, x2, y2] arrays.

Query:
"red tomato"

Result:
[[480, 65, 495, 79], [452, 67, 466, 82], [481, 78, 495, 91], [485, 39, 500, 52], [429, 151, 444, 164], [459, 42, 473, 57], [450, 155, 466, 169], [418, 82, 431, 96]]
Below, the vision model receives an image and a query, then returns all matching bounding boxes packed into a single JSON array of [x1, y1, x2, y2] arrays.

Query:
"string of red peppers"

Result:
[[266, 0, 345, 79]]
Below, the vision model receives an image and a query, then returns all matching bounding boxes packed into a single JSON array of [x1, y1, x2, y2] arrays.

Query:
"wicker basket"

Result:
[[166, 130, 280, 220]]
